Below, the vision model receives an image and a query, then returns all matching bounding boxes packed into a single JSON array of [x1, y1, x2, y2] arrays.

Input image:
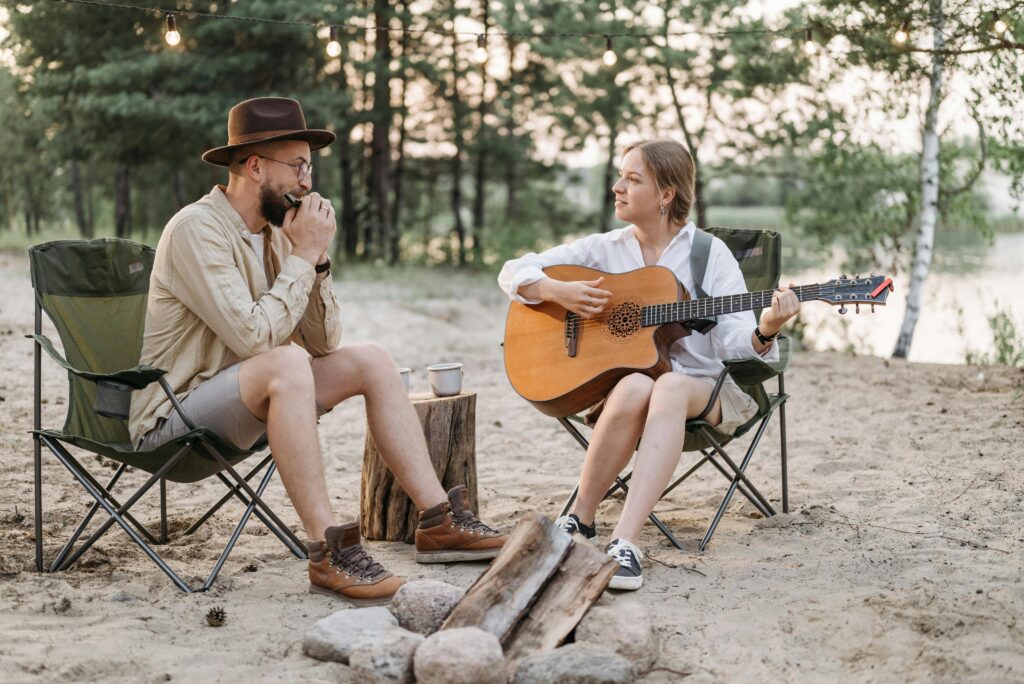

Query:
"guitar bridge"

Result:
[[565, 312, 578, 358]]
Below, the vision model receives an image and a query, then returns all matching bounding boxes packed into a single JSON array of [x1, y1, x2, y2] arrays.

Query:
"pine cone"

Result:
[[205, 606, 227, 627]]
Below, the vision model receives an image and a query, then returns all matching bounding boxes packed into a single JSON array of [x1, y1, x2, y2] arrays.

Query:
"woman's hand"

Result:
[[759, 282, 800, 336], [542, 277, 613, 319]]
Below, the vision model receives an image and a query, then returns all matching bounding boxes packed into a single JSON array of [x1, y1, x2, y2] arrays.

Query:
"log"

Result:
[[441, 513, 590, 643], [503, 538, 617, 661], [360, 392, 478, 543]]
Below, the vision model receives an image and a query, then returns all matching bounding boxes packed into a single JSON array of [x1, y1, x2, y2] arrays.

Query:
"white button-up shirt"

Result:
[[497, 222, 778, 379]]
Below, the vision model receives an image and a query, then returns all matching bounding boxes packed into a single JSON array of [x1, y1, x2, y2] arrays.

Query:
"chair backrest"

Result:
[[30, 239, 155, 445], [705, 227, 781, 316]]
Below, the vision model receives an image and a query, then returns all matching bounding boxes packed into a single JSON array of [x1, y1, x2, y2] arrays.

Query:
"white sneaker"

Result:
[[553, 514, 597, 541], [605, 538, 643, 591]]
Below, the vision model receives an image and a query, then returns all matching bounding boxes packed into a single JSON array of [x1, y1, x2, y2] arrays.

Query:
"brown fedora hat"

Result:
[[202, 97, 336, 167]]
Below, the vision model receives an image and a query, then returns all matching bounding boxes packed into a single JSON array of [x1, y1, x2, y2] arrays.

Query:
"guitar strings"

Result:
[[565, 285, 823, 332]]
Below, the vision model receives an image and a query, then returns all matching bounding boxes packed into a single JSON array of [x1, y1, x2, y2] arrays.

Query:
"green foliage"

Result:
[[963, 306, 1024, 367]]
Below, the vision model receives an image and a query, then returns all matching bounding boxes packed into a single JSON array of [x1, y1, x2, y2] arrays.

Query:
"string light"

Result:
[[51, 0, 1022, 64], [164, 13, 180, 46], [326, 26, 342, 57], [473, 33, 489, 63], [992, 12, 1008, 34], [602, 35, 617, 66], [802, 28, 817, 55], [894, 20, 909, 44]]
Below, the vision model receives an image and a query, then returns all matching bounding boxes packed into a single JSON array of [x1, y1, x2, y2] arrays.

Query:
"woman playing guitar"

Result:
[[497, 140, 800, 590]]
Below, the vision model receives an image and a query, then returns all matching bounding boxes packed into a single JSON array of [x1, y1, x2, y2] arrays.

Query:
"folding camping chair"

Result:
[[557, 227, 792, 551], [29, 238, 307, 592]]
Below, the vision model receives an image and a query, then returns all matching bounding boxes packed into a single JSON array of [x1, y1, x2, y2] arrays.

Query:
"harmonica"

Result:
[[284, 193, 301, 208]]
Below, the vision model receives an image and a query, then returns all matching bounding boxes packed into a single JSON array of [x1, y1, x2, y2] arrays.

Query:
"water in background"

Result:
[[788, 230, 1024, 364]]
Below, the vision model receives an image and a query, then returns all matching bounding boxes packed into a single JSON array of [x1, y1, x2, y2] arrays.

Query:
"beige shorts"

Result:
[[139, 364, 267, 451], [584, 372, 758, 435]]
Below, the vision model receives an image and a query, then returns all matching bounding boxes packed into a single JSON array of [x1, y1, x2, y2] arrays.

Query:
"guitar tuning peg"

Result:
[[855, 303, 860, 314], [838, 305, 848, 315], [840, 274, 847, 280], [871, 304, 875, 313]]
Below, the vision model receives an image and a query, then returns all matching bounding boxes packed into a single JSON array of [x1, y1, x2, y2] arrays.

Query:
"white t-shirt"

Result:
[[245, 230, 264, 259], [497, 221, 779, 379]]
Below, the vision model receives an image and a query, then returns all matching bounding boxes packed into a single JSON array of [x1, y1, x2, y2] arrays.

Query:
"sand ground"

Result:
[[0, 253, 1021, 683]]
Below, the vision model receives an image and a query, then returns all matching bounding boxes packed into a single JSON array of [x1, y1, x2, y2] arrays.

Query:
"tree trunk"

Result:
[[893, 0, 944, 359], [664, 45, 707, 228], [114, 161, 132, 238], [371, 1, 394, 264], [449, 28, 467, 265], [360, 393, 478, 543], [391, 26, 409, 262], [471, 1, 490, 264], [171, 167, 187, 210], [69, 161, 93, 237], [599, 125, 618, 233]]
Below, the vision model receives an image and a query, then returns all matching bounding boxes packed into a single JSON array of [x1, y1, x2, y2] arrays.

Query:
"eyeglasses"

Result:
[[245, 154, 313, 181]]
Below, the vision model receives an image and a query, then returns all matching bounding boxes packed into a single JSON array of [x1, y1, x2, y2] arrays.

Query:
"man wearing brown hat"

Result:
[[130, 97, 506, 605]]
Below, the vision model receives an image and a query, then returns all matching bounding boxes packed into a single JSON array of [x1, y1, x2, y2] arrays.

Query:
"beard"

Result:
[[259, 182, 291, 227]]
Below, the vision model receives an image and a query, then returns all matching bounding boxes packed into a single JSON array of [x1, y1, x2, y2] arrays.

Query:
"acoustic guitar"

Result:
[[502, 265, 894, 417]]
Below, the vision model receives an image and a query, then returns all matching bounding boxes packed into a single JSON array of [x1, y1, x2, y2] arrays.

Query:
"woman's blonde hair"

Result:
[[623, 140, 696, 225]]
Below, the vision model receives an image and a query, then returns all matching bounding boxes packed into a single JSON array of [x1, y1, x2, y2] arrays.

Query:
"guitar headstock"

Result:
[[814, 274, 894, 314]]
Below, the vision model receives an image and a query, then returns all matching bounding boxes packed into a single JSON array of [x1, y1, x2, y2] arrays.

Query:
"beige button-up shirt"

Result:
[[129, 185, 342, 447]]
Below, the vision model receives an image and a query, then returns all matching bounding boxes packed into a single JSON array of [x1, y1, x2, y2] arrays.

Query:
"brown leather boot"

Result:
[[307, 521, 404, 605], [415, 485, 507, 563]]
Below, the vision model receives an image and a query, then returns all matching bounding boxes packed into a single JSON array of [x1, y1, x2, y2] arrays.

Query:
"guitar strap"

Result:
[[687, 228, 717, 334]]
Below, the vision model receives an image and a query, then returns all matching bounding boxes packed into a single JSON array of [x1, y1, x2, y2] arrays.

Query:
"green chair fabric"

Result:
[[29, 239, 255, 483], [29, 238, 305, 592]]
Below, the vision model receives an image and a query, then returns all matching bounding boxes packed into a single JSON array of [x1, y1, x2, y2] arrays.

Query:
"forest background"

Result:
[[0, 0, 1022, 362]]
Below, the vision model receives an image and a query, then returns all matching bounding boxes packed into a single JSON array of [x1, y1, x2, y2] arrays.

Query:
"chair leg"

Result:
[[41, 436, 193, 592], [33, 303, 43, 573], [201, 461, 279, 591], [703, 429, 776, 517], [704, 454, 772, 518], [159, 477, 168, 544], [198, 444, 306, 555], [183, 455, 273, 535], [49, 463, 129, 572], [698, 418, 774, 552], [778, 374, 789, 514], [558, 483, 579, 518], [609, 476, 685, 550], [62, 455, 161, 546], [213, 467, 306, 559]]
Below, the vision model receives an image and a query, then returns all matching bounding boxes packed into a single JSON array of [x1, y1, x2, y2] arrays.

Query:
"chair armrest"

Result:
[[29, 333, 166, 389], [723, 336, 792, 387]]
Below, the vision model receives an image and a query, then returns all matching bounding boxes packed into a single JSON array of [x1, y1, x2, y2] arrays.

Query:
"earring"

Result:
[[659, 204, 666, 216]]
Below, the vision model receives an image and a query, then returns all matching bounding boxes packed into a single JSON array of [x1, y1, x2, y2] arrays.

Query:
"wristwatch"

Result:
[[314, 258, 331, 274], [754, 326, 778, 345]]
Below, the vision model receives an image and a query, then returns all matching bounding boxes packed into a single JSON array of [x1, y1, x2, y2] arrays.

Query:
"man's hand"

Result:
[[282, 192, 336, 266], [759, 282, 800, 336]]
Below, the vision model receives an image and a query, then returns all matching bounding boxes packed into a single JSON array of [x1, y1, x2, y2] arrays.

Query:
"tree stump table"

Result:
[[360, 392, 478, 543]]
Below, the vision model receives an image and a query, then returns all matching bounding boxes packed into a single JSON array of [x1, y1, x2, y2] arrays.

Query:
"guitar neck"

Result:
[[642, 283, 822, 327]]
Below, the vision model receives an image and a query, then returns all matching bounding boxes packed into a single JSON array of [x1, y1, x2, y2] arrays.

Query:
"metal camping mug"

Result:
[[397, 367, 411, 392], [427, 362, 463, 397]]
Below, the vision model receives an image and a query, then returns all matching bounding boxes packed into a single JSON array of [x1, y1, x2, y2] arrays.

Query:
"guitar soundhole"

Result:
[[604, 300, 643, 341]]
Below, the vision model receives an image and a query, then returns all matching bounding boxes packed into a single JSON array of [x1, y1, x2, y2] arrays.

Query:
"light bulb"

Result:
[[474, 34, 488, 64], [894, 21, 909, 44], [603, 36, 617, 66], [803, 29, 817, 55], [327, 27, 341, 57], [994, 15, 1008, 34], [165, 14, 180, 46]]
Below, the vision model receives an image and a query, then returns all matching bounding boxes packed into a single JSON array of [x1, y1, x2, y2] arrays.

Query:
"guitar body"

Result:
[[503, 265, 690, 418]]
